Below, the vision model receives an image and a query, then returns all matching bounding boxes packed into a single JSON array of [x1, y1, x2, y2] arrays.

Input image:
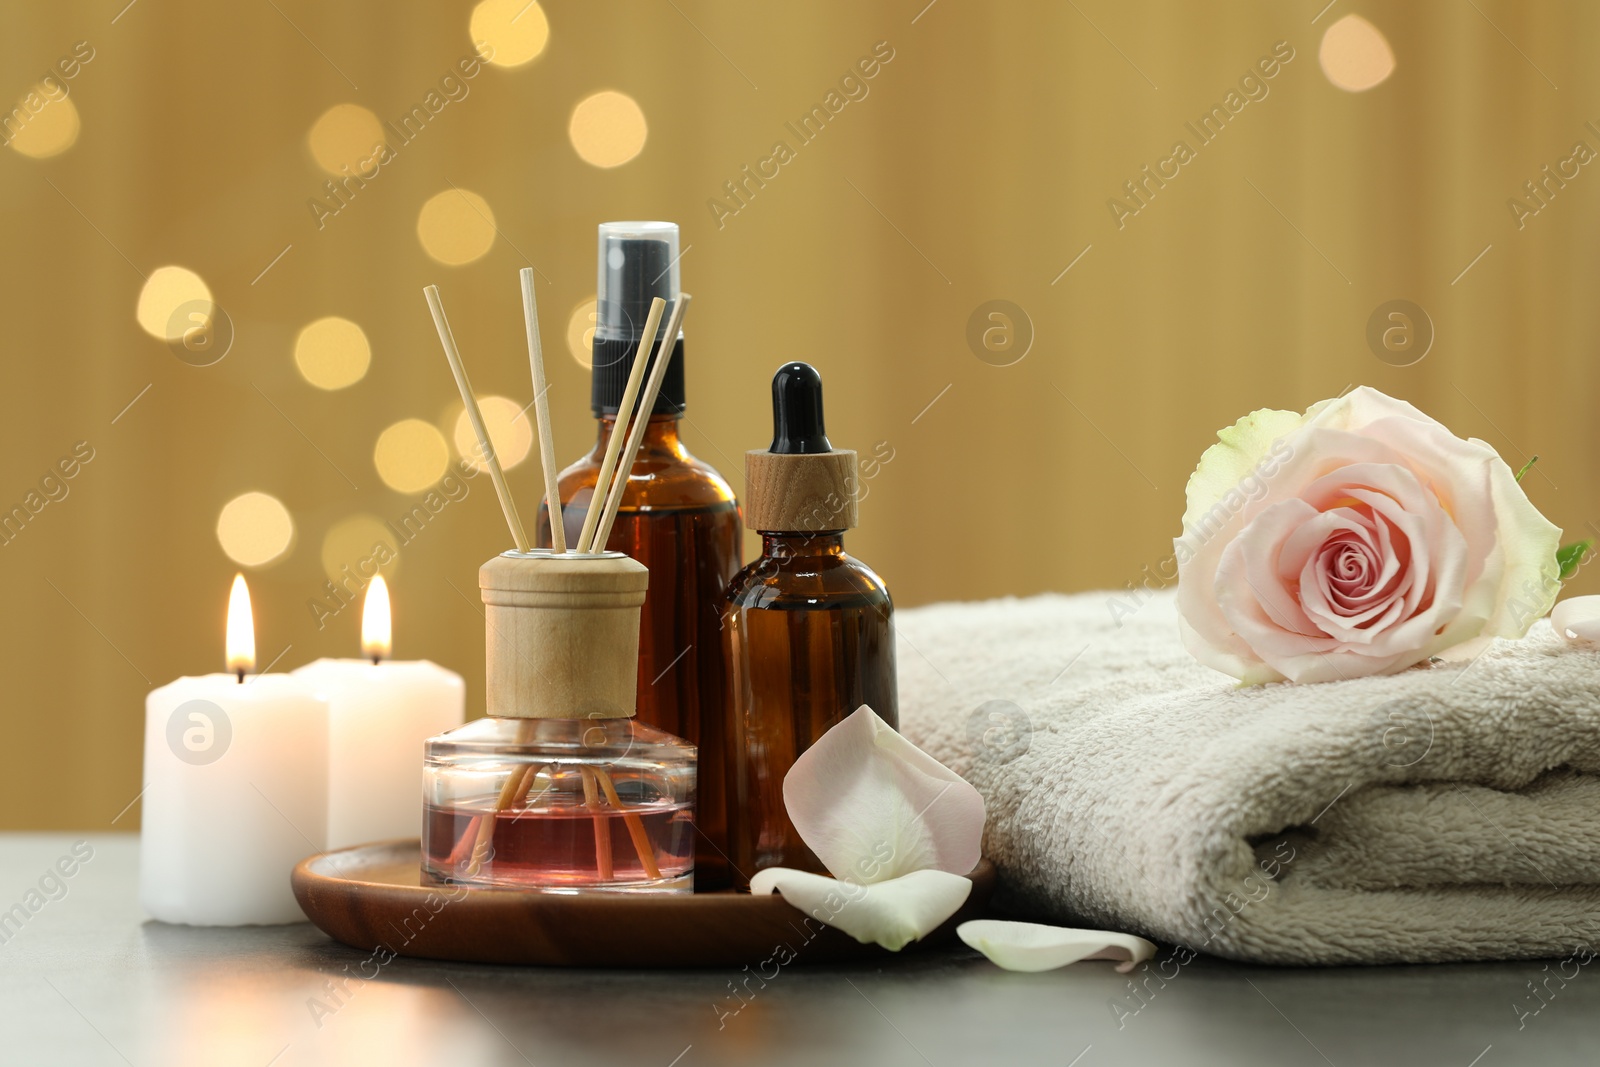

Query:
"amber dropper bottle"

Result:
[[535, 221, 743, 890], [723, 362, 898, 886]]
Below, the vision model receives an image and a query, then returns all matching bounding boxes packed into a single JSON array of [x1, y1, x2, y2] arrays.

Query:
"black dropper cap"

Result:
[[591, 222, 686, 417], [770, 362, 832, 454], [745, 361, 856, 533]]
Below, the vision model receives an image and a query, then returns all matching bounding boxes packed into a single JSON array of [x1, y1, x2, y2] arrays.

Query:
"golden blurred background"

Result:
[[3, 1, 1597, 828]]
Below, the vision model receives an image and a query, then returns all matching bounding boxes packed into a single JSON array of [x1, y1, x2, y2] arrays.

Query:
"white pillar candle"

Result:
[[294, 660, 463, 848], [140, 576, 329, 926], [293, 576, 464, 849]]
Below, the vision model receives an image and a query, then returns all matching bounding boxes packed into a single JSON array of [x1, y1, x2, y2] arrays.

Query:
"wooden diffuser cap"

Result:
[[479, 551, 649, 719], [743, 448, 858, 533]]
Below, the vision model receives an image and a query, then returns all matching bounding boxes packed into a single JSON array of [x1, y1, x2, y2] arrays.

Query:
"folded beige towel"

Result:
[[895, 589, 1600, 964]]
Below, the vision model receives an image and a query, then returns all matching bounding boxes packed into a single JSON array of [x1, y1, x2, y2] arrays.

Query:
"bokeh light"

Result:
[[1320, 14, 1396, 93], [321, 513, 401, 582], [6, 87, 80, 159], [416, 189, 497, 266], [135, 266, 213, 341], [294, 316, 371, 390], [374, 419, 449, 493], [307, 103, 386, 175], [453, 395, 533, 472], [565, 297, 598, 369], [568, 91, 648, 168], [216, 492, 295, 567], [470, 0, 550, 67]]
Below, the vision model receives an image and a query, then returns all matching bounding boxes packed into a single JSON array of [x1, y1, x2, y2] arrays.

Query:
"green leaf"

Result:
[[1515, 455, 1541, 483], [1558, 539, 1593, 581]]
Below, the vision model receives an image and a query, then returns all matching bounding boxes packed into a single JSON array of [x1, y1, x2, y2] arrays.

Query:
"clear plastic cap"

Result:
[[595, 221, 679, 344]]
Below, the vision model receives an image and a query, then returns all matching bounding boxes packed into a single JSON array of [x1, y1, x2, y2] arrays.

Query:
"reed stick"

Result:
[[424, 284, 530, 552], [575, 297, 666, 553], [592, 766, 663, 881], [468, 761, 536, 876], [591, 294, 691, 553], [580, 767, 614, 881], [519, 268, 567, 553]]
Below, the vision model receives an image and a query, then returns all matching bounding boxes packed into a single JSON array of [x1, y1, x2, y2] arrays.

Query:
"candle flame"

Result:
[[362, 575, 392, 662], [225, 573, 255, 678]]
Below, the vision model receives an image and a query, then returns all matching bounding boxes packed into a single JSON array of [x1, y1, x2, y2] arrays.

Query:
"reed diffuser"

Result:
[[417, 276, 698, 892]]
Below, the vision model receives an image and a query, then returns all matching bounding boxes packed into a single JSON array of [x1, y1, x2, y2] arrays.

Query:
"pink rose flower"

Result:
[[1175, 387, 1561, 684]]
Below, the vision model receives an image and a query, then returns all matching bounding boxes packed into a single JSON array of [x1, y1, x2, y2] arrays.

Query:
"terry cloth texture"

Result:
[[895, 589, 1600, 965]]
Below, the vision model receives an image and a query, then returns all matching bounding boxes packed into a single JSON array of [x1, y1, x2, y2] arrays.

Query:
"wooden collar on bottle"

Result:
[[743, 449, 858, 533], [479, 551, 649, 720]]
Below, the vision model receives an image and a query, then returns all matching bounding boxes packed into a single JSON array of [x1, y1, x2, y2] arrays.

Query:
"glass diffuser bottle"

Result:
[[536, 222, 742, 888], [723, 363, 898, 886], [422, 551, 696, 892]]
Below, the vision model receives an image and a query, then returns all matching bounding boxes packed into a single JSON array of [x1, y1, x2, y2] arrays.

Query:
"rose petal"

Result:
[[957, 920, 1157, 974], [1181, 406, 1305, 533], [1300, 386, 1436, 435], [750, 867, 973, 952], [783, 706, 986, 884], [1174, 407, 1306, 679], [1480, 451, 1564, 639], [1552, 596, 1600, 645]]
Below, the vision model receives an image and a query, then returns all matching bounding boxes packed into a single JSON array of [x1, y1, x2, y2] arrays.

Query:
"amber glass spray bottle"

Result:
[[723, 362, 898, 886], [535, 222, 742, 889]]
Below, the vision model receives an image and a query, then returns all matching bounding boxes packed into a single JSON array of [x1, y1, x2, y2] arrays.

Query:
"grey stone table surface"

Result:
[[2, 834, 1595, 1066]]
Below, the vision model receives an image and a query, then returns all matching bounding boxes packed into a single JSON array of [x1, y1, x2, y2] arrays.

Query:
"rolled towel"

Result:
[[896, 588, 1600, 965]]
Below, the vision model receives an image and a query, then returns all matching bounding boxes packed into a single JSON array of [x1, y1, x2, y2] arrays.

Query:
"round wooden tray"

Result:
[[292, 840, 996, 968]]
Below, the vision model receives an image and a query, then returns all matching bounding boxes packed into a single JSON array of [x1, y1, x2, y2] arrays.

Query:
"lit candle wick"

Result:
[[225, 574, 257, 683], [362, 575, 393, 667]]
